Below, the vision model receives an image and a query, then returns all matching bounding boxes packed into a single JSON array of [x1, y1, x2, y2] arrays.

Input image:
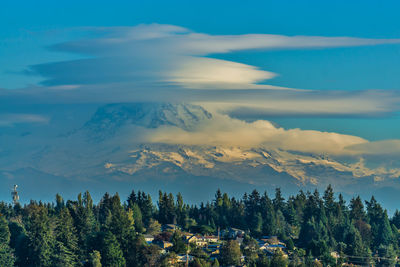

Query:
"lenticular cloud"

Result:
[[29, 24, 400, 90]]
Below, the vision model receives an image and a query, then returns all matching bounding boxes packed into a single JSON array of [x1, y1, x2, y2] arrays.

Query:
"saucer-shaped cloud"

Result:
[[29, 24, 400, 90]]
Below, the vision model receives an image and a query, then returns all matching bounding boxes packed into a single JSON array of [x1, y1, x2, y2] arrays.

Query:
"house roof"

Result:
[[230, 227, 244, 232], [267, 244, 286, 248], [143, 234, 154, 238]]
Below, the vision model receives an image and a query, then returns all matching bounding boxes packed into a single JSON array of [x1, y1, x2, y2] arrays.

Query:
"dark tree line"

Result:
[[0, 185, 399, 266]]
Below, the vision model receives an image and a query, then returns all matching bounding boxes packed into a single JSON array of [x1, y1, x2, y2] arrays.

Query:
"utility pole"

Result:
[[185, 243, 189, 267]]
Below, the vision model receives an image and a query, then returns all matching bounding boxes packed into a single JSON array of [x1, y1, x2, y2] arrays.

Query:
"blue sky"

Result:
[[1, 0, 400, 141]]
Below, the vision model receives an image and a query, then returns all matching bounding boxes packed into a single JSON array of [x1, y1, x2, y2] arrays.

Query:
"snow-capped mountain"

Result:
[[103, 143, 397, 188], [1, 102, 399, 209], [78, 103, 398, 188]]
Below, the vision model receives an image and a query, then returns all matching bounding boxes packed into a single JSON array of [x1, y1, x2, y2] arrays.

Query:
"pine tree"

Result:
[[349, 196, 365, 222], [242, 235, 259, 265], [345, 225, 370, 265], [365, 196, 394, 249], [97, 231, 126, 267], [89, 250, 102, 267], [0, 216, 11, 244], [261, 192, 277, 235], [55, 194, 65, 214], [256, 254, 270, 267], [0, 216, 15, 267], [131, 203, 144, 233], [377, 244, 396, 266], [220, 240, 241, 266], [138, 192, 153, 226], [378, 211, 394, 247], [0, 244, 15, 267], [252, 212, 263, 236], [212, 258, 220, 267], [126, 234, 150, 266], [140, 244, 161, 266], [271, 250, 289, 267], [273, 188, 285, 212], [285, 199, 299, 227], [176, 193, 186, 226], [215, 189, 223, 207], [53, 208, 79, 266], [171, 231, 186, 254], [101, 194, 135, 263], [167, 193, 177, 224], [127, 190, 137, 208], [323, 184, 335, 216], [390, 209, 400, 228], [146, 219, 161, 235], [8, 221, 29, 266], [158, 191, 177, 224], [52, 241, 77, 267], [68, 191, 97, 262], [25, 204, 54, 267]]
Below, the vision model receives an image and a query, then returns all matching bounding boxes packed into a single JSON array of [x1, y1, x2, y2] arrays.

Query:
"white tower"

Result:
[[11, 185, 19, 205]]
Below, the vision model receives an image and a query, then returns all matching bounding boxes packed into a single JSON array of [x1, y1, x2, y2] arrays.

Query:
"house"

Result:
[[207, 244, 220, 251], [260, 236, 286, 248], [197, 237, 208, 247], [204, 235, 219, 243], [143, 234, 154, 243], [258, 240, 269, 251], [187, 235, 208, 247], [187, 235, 199, 244], [203, 244, 220, 257], [264, 245, 289, 259], [261, 236, 280, 245], [157, 241, 173, 249], [330, 251, 340, 259], [230, 228, 245, 238], [267, 244, 286, 251], [210, 249, 220, 256], [182, 232, 194, 241], [177, 254, 194, 263], [222, 227, 245, 239]]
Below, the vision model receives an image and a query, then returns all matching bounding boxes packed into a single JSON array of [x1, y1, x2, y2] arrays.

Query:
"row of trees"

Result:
[[0, 186, 399, 266], [154, 186, 400, 266]]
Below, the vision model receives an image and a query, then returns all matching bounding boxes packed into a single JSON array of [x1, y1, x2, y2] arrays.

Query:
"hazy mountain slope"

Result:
[[82, 102, 212, 141]]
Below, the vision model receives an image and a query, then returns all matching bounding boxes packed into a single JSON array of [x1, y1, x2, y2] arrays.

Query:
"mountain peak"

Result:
[[83, 102, 212, 141]]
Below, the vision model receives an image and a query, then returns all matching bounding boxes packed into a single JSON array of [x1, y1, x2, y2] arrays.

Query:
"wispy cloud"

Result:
[[145, 113, 368, 155], [0, 113, 49, 126], [346, 140, 400, 155], [199, 90, 400, 118]]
